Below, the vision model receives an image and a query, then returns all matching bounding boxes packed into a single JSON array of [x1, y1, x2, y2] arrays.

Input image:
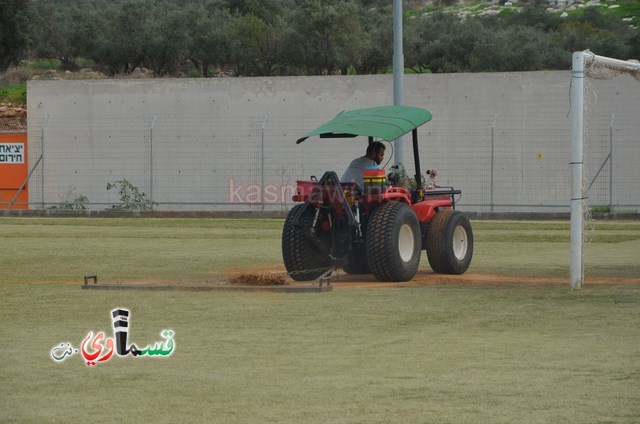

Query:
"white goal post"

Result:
[[570, 50, 640, 289]]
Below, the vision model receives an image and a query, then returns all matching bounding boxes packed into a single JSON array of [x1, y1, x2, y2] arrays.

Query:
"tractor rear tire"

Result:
[[282, 204, 330, 281], [426, 209, 473, 274], [365, 202, 422, 282]]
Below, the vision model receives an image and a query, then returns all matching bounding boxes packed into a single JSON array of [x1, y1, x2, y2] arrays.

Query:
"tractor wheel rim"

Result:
[[398, 224, 415, 263], [453, 225, 468, 260]]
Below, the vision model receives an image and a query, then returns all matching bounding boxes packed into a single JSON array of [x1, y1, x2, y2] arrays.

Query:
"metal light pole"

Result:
[[393, 0, 404, 168]]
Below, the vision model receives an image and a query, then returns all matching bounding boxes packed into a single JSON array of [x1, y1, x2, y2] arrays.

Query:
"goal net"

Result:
[[570, 50, 640, 289]]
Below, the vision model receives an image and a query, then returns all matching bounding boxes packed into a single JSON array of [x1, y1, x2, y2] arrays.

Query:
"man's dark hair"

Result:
[[366, 141, 386, 156]]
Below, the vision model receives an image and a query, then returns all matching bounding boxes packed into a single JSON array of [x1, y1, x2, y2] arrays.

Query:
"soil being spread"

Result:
[[223, 264, 640, 288]]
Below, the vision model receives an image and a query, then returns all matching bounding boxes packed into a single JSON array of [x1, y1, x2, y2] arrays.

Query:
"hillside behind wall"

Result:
[[25, 72, 640, 213], [0, 104, 27, 132]]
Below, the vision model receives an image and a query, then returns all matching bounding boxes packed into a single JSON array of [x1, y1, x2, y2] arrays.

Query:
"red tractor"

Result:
[[282, 105, 473, 282]]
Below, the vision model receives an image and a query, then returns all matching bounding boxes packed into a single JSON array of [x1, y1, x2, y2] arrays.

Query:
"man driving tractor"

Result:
[[341, 141, 386, 189]]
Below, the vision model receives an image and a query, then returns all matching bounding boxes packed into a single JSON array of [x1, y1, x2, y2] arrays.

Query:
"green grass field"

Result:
[[1, 218, 639, 423]]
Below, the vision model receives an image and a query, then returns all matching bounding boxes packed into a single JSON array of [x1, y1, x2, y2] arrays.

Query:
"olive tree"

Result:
[[0, 0, 30, 71], [142, 4, 192, 76], [285, 0, 368, 75], [91, 0, 153, 74], [359, 8, 393, 74], [186, 6, 235, 77], [230, 14, 287, 76], [29, 1, 97, 70]]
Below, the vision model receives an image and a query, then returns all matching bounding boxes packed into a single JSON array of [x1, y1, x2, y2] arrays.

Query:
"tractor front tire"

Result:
[[366, 202, 422, 282], [426, 209, 473, 274], [282, 204, 330, 281]]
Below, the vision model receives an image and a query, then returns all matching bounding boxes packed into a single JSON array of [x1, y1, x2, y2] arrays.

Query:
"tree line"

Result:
[[2, 0, 638, 76]]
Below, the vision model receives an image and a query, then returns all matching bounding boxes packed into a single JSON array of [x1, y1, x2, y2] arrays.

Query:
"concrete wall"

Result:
[[26, 72, 640, 212]]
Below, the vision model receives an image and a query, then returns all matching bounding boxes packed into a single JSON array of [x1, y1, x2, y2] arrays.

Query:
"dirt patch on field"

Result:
[[223, 265, 640, 288], [227, 272, 289, 286]]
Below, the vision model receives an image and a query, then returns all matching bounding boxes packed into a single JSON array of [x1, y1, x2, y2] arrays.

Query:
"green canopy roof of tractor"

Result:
[[295, 105, 433, 144]]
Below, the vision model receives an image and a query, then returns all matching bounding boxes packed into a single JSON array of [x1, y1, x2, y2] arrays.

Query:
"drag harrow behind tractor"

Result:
[[282, 105, 473, 282]]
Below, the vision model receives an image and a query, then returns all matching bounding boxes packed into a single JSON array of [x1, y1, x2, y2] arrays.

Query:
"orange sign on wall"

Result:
[[0, 133, 28, 209]]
